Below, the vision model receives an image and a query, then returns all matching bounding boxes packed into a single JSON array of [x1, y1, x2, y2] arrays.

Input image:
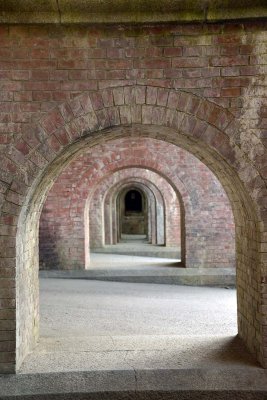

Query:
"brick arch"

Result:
[[104, 177, 164, 246], [102, 171, 176, 248], [44, 139, 205, 271], [117, 184, 150, 239], [114, 181, 160, 246], [102, 175, 178, 248], [0, 85, 266, 372], [88, 171, 169, 249], [49, 137, 233, 272], [88, 176, 158, 247]]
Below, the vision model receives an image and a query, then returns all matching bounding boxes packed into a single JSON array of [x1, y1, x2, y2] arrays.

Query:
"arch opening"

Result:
[[84, 164, 183, 264], [124, 189, 143, 214], [101, 173, 167, 248], [119, 187, 148, 239], [7, 86, 264, 373], [19, 126, 240, 370]]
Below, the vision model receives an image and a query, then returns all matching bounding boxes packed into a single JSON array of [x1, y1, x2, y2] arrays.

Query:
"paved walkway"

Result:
[[19, 278, 258, 374], [90, 252, 180, 269]]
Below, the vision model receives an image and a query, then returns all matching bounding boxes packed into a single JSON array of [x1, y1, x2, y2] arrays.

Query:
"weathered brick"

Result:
[[157, 88, 169, 107], [59, 103, 74, 123], [146, 87, 158, 105], [32, 91, 52, 101], [172, 57, 208, 68], [119, 105, 132, 125], [221, 87, 241, 97], [61, 81, 97, 91], [164, 47, 182, 57], [211, 56, 249, 67], [113, 87, 124, 106], [135, 86, 146, 104], [134, 58, 170, 69], [102, 89, 114, 107], [107, 107, 120, 126], [41, 108, 65, 134], [167, 91, 179, 109]]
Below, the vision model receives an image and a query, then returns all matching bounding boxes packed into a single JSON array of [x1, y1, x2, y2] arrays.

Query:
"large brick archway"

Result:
[[0, 85, 266, 372]]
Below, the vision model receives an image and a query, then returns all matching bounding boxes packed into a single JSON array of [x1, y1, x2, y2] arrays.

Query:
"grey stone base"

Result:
[[39, 268, 236, 287], [0, 369, 267, 399], [91, 246, 181, 259]]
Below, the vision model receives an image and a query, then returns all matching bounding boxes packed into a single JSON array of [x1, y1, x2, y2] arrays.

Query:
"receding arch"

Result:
[[124, 189, 143, 214], [0, 85, 263, 371], [49, 137, 231, 272], [102, 173, 169, 247], [87, 168, 182, 252], [118, 186, 148, 238], [104, 175, 166, 245], [88, 176, 162, 248], [81, 160, 186, 267], [101, 178, 163, 247]]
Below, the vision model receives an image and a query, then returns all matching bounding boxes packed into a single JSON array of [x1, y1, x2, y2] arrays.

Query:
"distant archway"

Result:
[[86, 167, 181, 252], [102, 173, 167, 247], [125, 189, 143, 213], [118, 186, 148, 238]]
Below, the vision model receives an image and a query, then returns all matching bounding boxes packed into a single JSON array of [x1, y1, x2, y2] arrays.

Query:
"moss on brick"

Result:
[[0, 0, 266, 24]]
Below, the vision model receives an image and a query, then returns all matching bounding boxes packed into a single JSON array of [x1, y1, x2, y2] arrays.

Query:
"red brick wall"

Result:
[[0, 22, 263, 146], [0, 21, 267, 371], [39, 137, 235, 269]]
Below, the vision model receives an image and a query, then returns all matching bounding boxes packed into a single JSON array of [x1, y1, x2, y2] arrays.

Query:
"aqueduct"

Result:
[[0, 85, 265, 372]]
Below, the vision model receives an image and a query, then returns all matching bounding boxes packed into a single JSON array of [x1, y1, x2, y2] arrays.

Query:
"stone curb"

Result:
[[0, 369, 267, 399]]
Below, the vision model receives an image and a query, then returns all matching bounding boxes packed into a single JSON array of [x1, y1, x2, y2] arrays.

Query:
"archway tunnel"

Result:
[[0, 86, 265, 373], [120, 187, 147, 236], [39, 136, 234, 271]]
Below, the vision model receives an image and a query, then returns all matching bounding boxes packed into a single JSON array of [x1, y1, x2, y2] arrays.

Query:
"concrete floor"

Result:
[[2, 230, 265, 397], [92, 238, 181, 259], [19, 276, 258, 375], [90, 252, 179, 269]]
